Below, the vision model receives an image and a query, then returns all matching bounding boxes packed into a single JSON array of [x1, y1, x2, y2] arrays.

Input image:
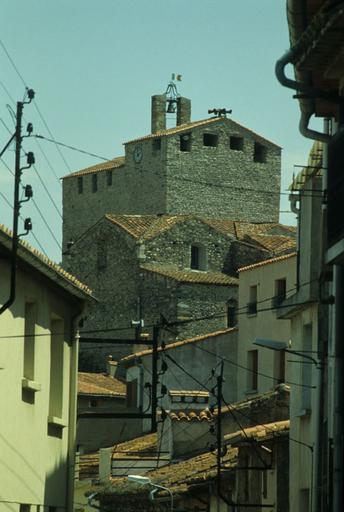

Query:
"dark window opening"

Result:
[[106, 170, 113, 186], [230, 136, 244, 151], [254, 142, 267, 163], [276, 350, 286, 383], [92, 173, 98, 193], [247, 285, 257, 315], [227, 305, 237, 327], [89, 399, 98, 408], [190, 244, 207, 270], [152, 138, 161, 151], [127, 379, 138, 408], [272, 278, 286, 308], [203, 133, 218, 147], [247, 349, 258, 390], [180, 133, 191, 152], [97, 241, 107, 271], [77, 177, 83, 194]]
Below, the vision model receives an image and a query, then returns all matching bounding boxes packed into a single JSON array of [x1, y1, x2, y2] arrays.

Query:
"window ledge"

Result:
[[22, 378, 41, 392], [48, 415, 67, 428], [245, 389, 259, 396]]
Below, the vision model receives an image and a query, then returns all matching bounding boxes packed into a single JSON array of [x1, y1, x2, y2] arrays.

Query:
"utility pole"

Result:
[[0, 89, 35, 315], [151, 323, 160, 432], [216, 361, 224, 512]]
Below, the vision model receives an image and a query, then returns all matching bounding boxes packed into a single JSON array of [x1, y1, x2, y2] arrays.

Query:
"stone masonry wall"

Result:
[[62, 118, 281, 251], [165, 119, 281, 222]]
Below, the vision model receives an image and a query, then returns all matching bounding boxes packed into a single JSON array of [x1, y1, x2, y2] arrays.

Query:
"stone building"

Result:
[[64, 213, 295, 369], [62, 91, 294, 370], [62, 94, 282, 252]]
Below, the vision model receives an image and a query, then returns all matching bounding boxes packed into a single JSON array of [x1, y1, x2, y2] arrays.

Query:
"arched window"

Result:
[[190, 244, 207, 270]]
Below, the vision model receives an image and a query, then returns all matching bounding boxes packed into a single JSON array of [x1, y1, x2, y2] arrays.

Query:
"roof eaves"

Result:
[[0, 224, 95, 300], [238, 251, 297, 273]]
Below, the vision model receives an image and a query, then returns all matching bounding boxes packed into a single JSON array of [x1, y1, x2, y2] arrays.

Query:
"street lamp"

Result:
[[253, 337, 321, 512], [253, 338, 319, 366], [127, 475, 174, 511]]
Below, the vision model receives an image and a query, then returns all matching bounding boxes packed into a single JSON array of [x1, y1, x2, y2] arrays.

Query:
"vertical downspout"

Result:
[[66, 305, 86, 512]]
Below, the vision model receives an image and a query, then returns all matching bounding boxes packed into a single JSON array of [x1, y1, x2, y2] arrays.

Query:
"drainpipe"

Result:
[[66, 305, 87, 512], [275, 50, 334, 143]]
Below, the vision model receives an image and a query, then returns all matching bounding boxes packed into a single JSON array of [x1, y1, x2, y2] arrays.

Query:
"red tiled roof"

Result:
[[78, 372, 126, 397], [120, 328, 237, 364], [140, 264, 239, 285], [124, 116, 281, 148], [238, 252, 297, 273], [62, 156, 125, 179], [224, 419, 290, 444], [0, 224, 94, 299]]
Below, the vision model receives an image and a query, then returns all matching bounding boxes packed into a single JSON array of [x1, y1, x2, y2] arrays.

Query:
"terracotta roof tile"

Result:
[[78, 372, 126, 397], [112, 432, 158, 457], [78, 452, 99, 480], [238, 252, 297, 273], [169, 390, 209, 398], [124, 116, 281, 148], [0, 224, 94, 299], [106, 446, 238, 498], [224, 419, 290, 444], [103, 215, 296, 252], [120, 328, 237, 364], [168, 410, 213, 422], [140, 264, 239, 285], [62, 156, 125, 179]]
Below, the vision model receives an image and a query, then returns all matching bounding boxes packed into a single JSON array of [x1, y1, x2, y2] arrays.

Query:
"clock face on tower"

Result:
[[133, 145, 143, 163]]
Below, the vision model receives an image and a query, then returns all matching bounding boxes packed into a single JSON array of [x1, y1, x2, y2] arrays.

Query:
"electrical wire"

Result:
[[35, 134, 111, 162], [31, 198, 62, 250]]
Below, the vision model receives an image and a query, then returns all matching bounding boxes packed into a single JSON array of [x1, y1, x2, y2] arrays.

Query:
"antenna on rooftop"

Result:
[[208, 108, 232, 118]]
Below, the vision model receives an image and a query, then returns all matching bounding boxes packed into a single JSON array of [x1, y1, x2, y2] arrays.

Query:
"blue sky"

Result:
[[1, 1, 317, 262]]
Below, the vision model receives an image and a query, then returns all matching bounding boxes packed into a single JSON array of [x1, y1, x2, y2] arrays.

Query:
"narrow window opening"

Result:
[[230, 136, 244, 151], [77, 177, 83, 194], [180, 133, 191, 152], [203, 133, 218, 147], [97, 240, 107, 271], [273, 278, 286, 308], [89, 399, 98, 408], [20, 505, 31, 512], [247, 285, 258, 315], [254, 142, 267, 163], [152, 138, 161, 151], [247, 349, 258, 390], [275, 349, 286, 383], [190, 244, 207, 270], [227, 302, 237, 327], [127, 379, 138, 408], [92, 173, 98, 193], [106, 170, 113, 186]]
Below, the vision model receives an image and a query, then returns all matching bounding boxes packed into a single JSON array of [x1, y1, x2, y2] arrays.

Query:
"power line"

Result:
[[31, 198, 62, 250], [35, 134, 111, 162]]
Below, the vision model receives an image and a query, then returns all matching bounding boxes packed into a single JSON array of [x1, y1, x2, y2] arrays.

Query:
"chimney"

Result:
[[151, 94, 166, 133], [177, 96, 191, 126]]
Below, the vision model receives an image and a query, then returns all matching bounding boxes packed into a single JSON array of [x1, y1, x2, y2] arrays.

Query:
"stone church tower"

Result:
[[61, 89, 290, 370], [62, 92, 281, 251]]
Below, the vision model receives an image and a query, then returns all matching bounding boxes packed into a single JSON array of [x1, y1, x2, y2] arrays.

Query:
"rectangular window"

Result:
[[247, 285, 257, 315], [180, 133, 191, 152], [23, 302, 36, 380], [301, 324, 312, 411], [92, 173, 98, 193], [247, 350, 258, 390], [272, 278, 287, 308], [190, 245, 200, 269], [227, 305, 237, 327], [203, 133, 218, 147], [106, 170, 112, 186], [97, 241, 107, 270], [127, 379, 138, 408], [77, 177, 83, 194], [49, 318, 65, 419], [275, 349, 286, 383], [20, 505, 31, 512], [254, 142, 267, 163], [152, 138, 161, 151], [230, 136, 244, 150]]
